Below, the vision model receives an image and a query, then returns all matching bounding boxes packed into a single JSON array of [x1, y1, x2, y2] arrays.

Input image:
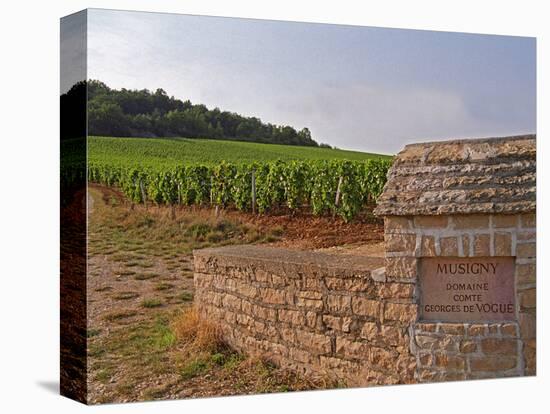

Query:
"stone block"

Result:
[[384, 302, 418, 323], [468, 324, 487, 336], [351, 297, 380, 318], [305, 311, 317, 328], [419, 353, 433, 366], [420, 235, 436, 256], [415, 335, 456, 351], [517, 231, 536, 241], [517, 243, 536, 259], [385, 256, 417, 279], [413, 322, 437, 332], [236, 280, 257, 298], [470, 356, 517, 372], [385, 233, 416, 253], [377, 283, 415, 299], [459, 340, 477, 353], [520, 214, 536, 228], [434, 353, 466, 371], [516, 263, 536, 285], [413, 216, 448, 229], [360, 322, 379, 340], [453, 215, 489, 229], [303, 277, 323, 291], [380, 325, 406, 346], [288, 347, 312, 364], [296, 296, 324, 311], [440, 237, 459, 256], [335, 336, 369, 359], [368, 346, 398, 371], [278, 309, 305, 326], [438, 323, 465, 335], [384, 217, 412, 232], [523, 338, 536, 375], [280, 327, 296, 344], [326, 294, 352, 313], [221, 294, 242, 311], [500, 323, 518, 337], [494, 232, 512, 256], [417, 368, 440, 382], [259, 287, 286, 305], [324, 277, 375, 293], [480, 338, 518, 355], [473, 234, 490, 256], [492, 215, 518, 228], [322, 315, 352, 332], [519, 288, 536, 309], [296, 330, 332, 354], [519, 312, 536, 338]]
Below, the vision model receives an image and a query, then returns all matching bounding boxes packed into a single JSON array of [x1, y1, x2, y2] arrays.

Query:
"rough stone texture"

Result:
[[374, 135, 536, 216], [194, 245, 416, 386], [381, 213, 536, 380], [412, 322, 522, 381]]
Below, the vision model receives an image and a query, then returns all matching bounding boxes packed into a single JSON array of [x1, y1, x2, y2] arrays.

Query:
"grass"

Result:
[[155, 282, 174, 291], [103, 310, 137, 322], [135, 272, 159, 280], [180, 357, 210, 379], [89, 136, 391, 168], [96, 368, 113, 383], [142, 298, 163, 308], [113, 291, 140, 300], [88, 187, 282, 262], [171, 307, 224, 353], [178, 292, 194, 302], [115, 270, 137, 276], [87, 328, 102, 338]]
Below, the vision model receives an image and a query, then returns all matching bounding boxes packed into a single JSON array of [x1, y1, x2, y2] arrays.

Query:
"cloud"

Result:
[[60, 11, 86, 93], [84, 9, 535, 154]]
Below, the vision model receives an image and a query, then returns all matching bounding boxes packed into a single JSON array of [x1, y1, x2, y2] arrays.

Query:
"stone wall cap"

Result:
[[194, 244, 384, 272], [374, 134, 536, 216]]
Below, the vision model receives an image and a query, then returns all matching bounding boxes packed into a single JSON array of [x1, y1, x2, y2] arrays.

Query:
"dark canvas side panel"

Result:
[[60, 9, 88, 404]]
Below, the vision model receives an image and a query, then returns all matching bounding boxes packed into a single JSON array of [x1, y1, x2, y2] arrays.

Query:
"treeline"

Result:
[[61, 80, 320, 146]]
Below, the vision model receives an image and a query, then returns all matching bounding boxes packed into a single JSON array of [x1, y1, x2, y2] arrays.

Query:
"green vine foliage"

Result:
[[88, 158, 392, 221]]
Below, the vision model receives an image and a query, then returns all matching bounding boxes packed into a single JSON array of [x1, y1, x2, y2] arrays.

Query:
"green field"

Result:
[[89, 136, 391, 166]]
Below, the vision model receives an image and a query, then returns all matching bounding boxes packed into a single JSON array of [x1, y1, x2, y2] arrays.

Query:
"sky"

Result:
[[64, 9, 535, 154]]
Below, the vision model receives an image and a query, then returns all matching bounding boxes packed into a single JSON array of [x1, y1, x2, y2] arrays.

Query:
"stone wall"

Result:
[[194, 245, 417, 386], [385, 213, 536, 379], [412, 322, 522, 382], [193, 213, 535, 385]]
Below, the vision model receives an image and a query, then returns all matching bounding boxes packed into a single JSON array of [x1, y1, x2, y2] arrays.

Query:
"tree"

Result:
[[66, 79, 320, 146]]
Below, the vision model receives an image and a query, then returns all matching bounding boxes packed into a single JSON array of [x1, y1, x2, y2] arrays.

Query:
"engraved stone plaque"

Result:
[[419, 257, 515, 322]]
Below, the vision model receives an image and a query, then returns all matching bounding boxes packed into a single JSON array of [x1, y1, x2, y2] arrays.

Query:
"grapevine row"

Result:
[[88, 159, 391, 222]]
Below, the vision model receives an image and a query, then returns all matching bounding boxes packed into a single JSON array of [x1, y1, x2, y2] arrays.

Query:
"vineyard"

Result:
[[85, 137, 392, 222], [88, 136, 389, 165]]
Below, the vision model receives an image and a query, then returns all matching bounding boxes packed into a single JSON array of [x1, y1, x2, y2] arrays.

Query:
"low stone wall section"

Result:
[[412, 321, 523, 382], [194, 245, 417, 386]]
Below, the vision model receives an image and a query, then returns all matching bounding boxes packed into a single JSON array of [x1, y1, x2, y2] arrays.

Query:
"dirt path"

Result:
[[86, 187, 198, 403]]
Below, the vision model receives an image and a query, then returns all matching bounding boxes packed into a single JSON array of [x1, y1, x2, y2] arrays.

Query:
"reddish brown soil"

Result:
[[91, 183, 384, 251]]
